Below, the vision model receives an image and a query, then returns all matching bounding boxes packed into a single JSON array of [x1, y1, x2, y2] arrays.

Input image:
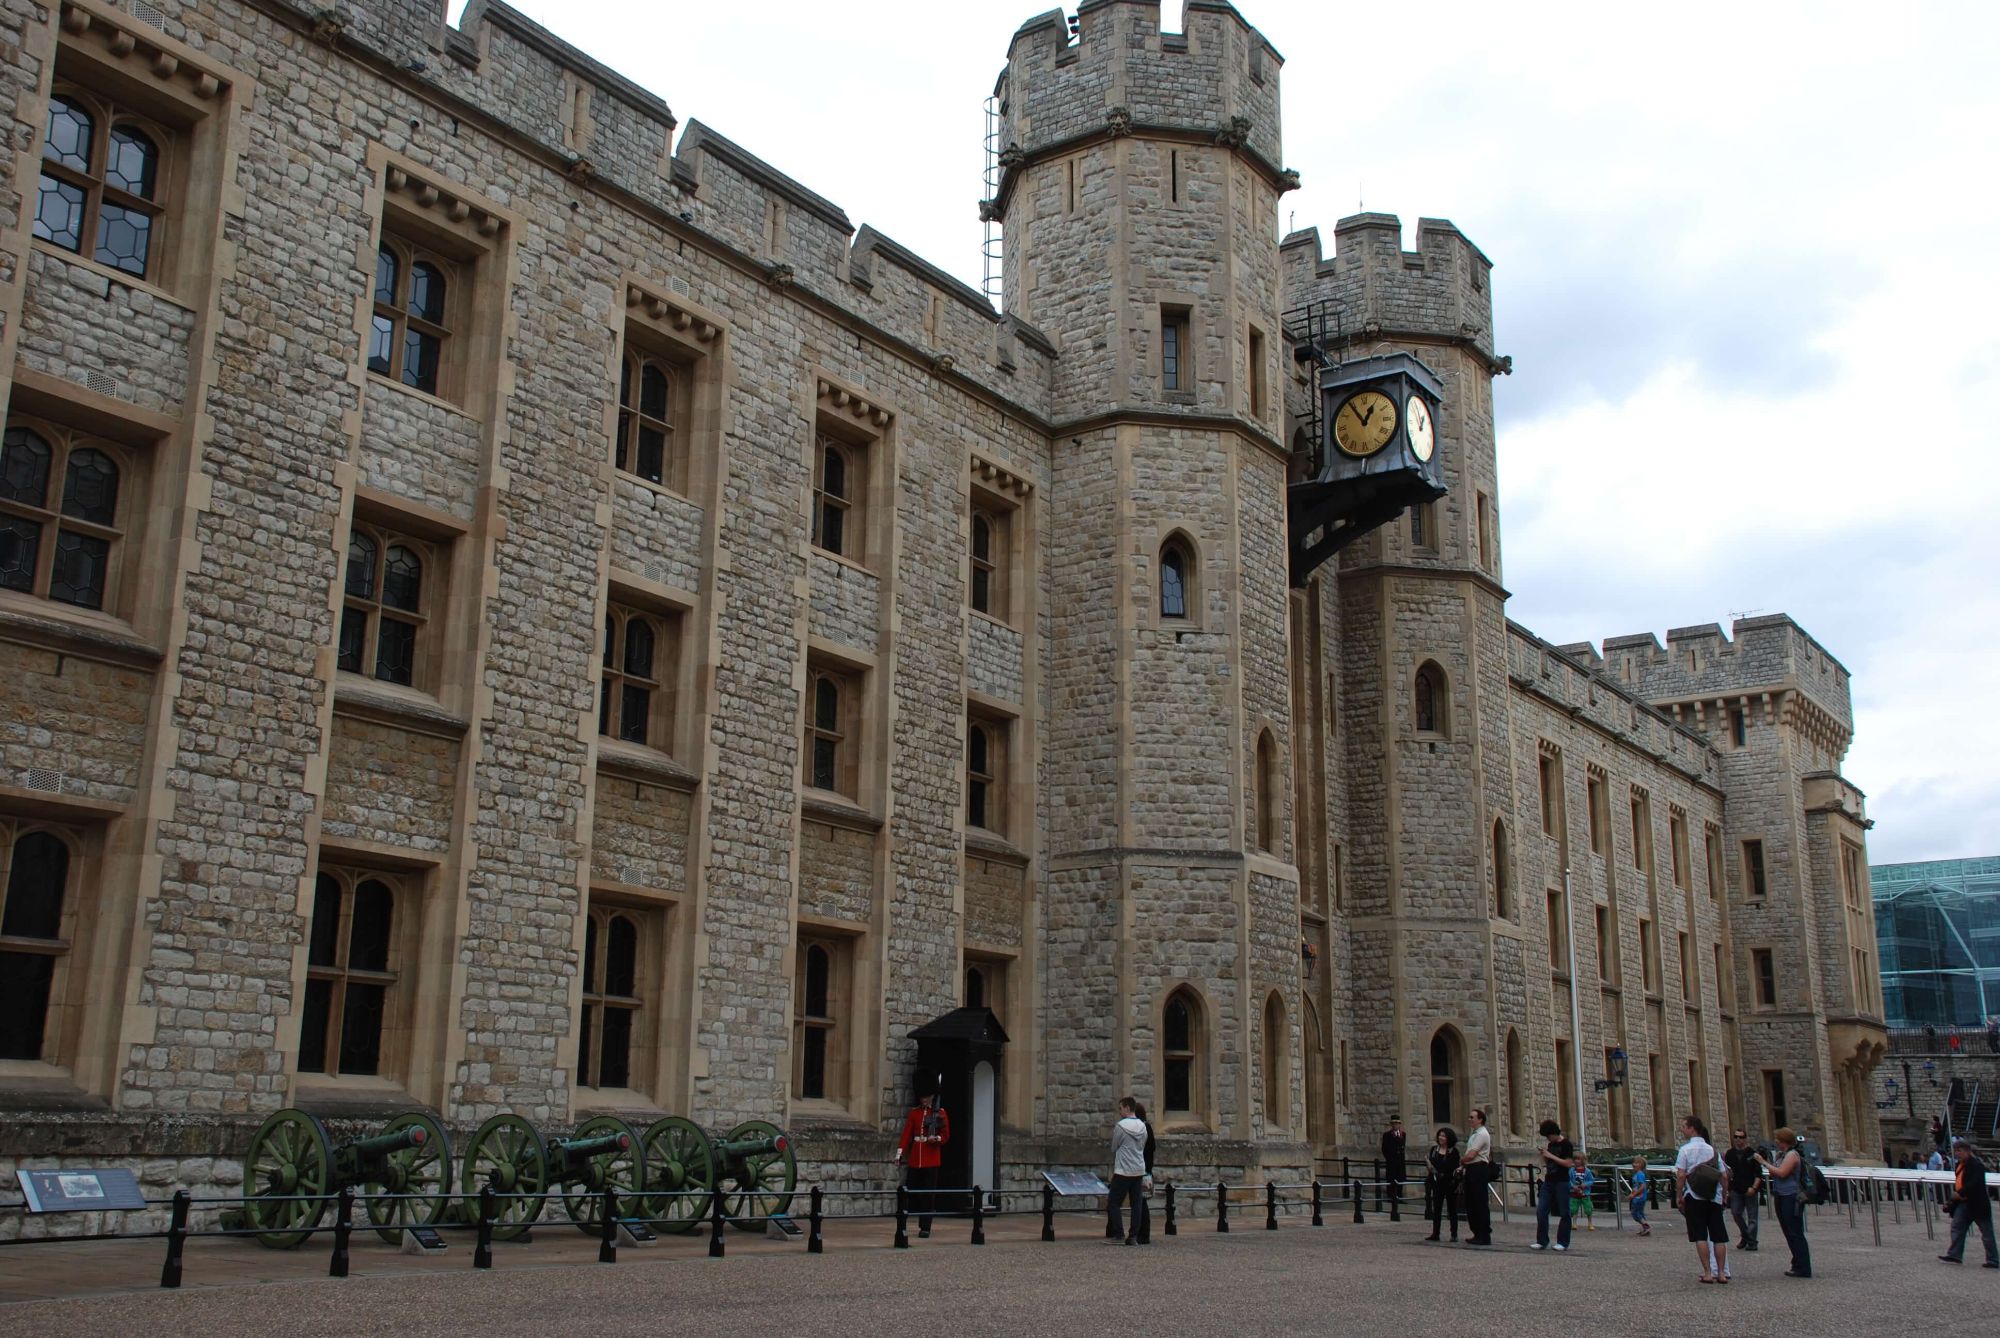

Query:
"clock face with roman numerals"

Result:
[[1333, 390, 1398, 457], [1406, 394, 1435, 461]]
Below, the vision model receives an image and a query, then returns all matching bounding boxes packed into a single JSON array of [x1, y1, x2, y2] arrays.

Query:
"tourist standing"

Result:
[[1424, 1127, 1460, 1241], [1755, 1127, 1812, 1278], [1531, 1119, 1574, 1251], [1938, 1137, 1998, 1268], [1722, 1128, 1761, 1250], [1570, 1155, 1595, 1230], [1629, 1156, 1651, 1236], [1381, 1116, 1408, 1208], [1675, 1115, 1729, 1283], [894, 1088, 950, 1238], [1133, 1100, 1157, 1244], [1459, 1108, 1493, 1246], [1106, 1096, 1150, 1246]]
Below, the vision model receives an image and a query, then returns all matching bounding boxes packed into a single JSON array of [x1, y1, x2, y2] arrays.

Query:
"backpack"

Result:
[[1687, 1154, 1723, 1201], [1797, 1152, 1829, 1206]]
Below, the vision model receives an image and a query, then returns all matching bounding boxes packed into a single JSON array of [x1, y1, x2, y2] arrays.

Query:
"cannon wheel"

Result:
[[719, 1119, 797, 1230], [559, 1115, 644, 1235], [461, 1113, 548, 1241], [362, 1110, 453, 1245], [246, 1107, 333, 1249], [639, 1115, 716, 1233]]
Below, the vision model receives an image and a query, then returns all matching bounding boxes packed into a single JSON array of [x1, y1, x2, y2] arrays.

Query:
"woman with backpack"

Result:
[[1756, 1127, 1813, 1278]]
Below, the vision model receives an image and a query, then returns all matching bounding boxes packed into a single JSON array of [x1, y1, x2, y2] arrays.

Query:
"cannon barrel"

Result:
[[555, 1131, 632, 1162], [714, 1132, 787, 1161], [346, 1124, 427, 1157]]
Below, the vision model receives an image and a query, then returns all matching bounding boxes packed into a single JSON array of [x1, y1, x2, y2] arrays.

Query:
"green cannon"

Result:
[[244, 1108, 452, 1248], [458, 1113, 642, 1239], [636, 1116, 797, 1232]]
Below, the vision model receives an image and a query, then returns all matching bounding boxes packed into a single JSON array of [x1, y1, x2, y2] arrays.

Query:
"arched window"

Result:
[[617, 349, 681, 488], [579, 904, 644, 1089], [1163, 987, 1205, 1119], [0, 422, 128, 611], [794, 937, 849, 1103], [299, 869, 402, 1078], [337, 522, 431, 687], [969, 508, 1002, 615], [1491, 820, 1512, 919], [1414, 660, 1447, 735], [963, 963, 986, 1009], [804, 666, 849, 794], [1505, 1028, 1525, 1134], [34, 89, 168, 279], [966, 720, 995, 830], [1253, 729, 1280, 852], [369, 237, 455, 396], [0, 826, 74, 1062], [1262, 991, 1288, 1131], [601, 606, 668, 749], [1302, 997, 1329, 1148], [1430, 1027, 1464, 1128], [1159, 536, 1194, 621], [812, 435, 852, 557]]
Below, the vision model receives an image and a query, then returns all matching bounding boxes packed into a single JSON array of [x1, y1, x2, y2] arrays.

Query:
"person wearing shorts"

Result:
[[1674, 1114, 1729, 1283]]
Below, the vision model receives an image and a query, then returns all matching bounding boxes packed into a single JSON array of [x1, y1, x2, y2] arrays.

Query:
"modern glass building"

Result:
[[1873, 856, 2000, 1028]]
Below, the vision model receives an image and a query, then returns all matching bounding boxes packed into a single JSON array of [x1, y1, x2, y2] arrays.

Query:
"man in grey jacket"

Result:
[[1108, 1096, 1152, 1245]]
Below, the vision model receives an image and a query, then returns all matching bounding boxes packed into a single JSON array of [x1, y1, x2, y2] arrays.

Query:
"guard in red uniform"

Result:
[[895, 1089, 950, 1237]]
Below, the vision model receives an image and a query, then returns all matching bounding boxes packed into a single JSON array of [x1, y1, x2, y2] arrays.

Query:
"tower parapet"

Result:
[[1601, 615, 1854, 744], [1280, 216, 1500, 370]]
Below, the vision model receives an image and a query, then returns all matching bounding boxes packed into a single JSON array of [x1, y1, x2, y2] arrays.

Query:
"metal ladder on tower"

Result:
[[981, 95, 1003, 307]]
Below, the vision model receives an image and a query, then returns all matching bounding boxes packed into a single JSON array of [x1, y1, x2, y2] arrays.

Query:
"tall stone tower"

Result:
[[1280, 216, 1517, 1140], [991, 1, 1304, 1164]]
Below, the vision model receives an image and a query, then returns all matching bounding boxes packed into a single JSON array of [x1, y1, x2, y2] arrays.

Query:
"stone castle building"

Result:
[[0, 0, 1887, 1199]]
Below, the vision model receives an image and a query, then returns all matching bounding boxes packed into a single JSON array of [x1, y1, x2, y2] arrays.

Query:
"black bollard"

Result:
[[1351, 1179, 1364, 1224], [808, 1186, 824, 1254], [708, 1186, 726, 1258], [599, 1185, 618, 1264], [971, 1185, 986, 1245], [1390, 1186, 1401, 1223], [1267, 1180, 1279, 1230], [1041, 1182, 1056, 1242], [1216, 1180, 1230, 1233], [474, 1185, 495, 1269], [330, 1187, 354, 1278], [1311, 1179, 1324, 1227], [895, 1184, 911, 1249], [1164, 1181, 1178, 1236], [159, 1189, 190, 1289]]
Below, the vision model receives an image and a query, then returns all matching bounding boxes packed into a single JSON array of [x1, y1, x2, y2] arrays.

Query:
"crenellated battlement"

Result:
[[1595, 614, 1854, 734], [993, 2, 1285, 197], [1280, 214, 1499, 367]]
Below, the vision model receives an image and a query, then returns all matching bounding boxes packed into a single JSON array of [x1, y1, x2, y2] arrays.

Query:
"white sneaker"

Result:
[[1529, 1243, 1546, 1250], [1553, 1244, 1568, 1252]]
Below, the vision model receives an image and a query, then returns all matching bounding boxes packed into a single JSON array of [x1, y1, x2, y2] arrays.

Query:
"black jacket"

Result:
[[1723, 1145, 1761, 1194], [1425, 1146, 1460, 1185], [1381, 1128, 1407, 1169], [1952, 1155, 1993, 1220]]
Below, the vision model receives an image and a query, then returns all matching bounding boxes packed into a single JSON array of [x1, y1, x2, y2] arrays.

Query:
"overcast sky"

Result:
[[460, 1, 1999, 864]]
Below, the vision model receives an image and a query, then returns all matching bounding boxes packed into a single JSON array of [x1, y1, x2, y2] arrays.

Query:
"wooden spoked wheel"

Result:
[[720, 1119, 797, 1229], [559, 1115, 644, 1234], [639, 1115, 716, 1232], [246, 1108, 333, 1249], [461, 1113, 549, 1241], [362, 1110, 453, 1245]]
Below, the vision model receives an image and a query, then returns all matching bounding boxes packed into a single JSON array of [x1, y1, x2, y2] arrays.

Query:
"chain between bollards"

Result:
[[159, 1188, 190, 1289], [971, 1185, 986, 1245], [1216, 1180, 1229, 1233], [474, 1185, 495, 1269], [599, 1184, 618, 1264], [708, 1186, 727, 1258], [329, 1186, 354, 1278], [809, 1185, 825, 1253]]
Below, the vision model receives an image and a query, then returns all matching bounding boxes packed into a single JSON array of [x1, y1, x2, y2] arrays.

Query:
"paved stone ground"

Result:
[[3, 1203, 1995, 1335]]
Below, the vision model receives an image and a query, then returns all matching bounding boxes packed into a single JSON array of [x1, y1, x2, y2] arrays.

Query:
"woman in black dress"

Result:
[[1426, 1126, 1462, 1241]]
